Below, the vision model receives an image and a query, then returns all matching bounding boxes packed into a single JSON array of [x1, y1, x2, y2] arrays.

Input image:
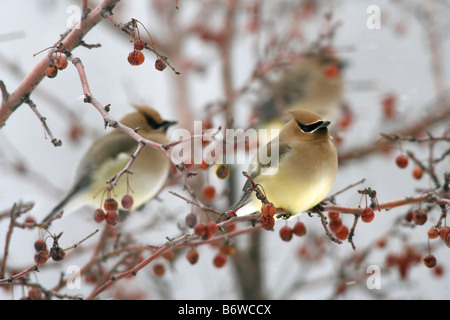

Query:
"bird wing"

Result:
[[229, 141, 292, 212], [41, 133, 139, 224]]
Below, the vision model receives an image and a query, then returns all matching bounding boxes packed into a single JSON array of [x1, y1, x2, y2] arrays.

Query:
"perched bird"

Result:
[[255, 48, 345, 143], [41, 104, 176, 225], [232, 108, 338, 218]]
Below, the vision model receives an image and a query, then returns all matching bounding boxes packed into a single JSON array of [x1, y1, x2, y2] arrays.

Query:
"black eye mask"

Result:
[[297, 120, 330, 133]]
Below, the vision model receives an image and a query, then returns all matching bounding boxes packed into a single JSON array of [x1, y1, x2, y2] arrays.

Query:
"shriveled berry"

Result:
[[215, 164, 230, 179], [134, 39, 145, 51], [34, 239, 47, 252], [128, 50, 145, 66], [104, 198, 118, 211], [153, 263, 165, 276], [202, 184, 216, 201], [279, 225, 293, 242], [105, 210, 119, 226], [186, 249, 199, 265], [427, 228, 439, 239], [335, 225, 349, 240], [185, 212, 197, 228], [439, 226, 450, 241], [194, 222, 207, 237], [361, 207, 375, 223], [261, 203, 276, 217], [24, 216, 36, 229], [28, 287, 43, 300], [293, 221, 306, 237], [121, 194, 134, 210], [50, 246, 65, 261], [405, 210, 414, 222], [413, 209, 427, 225], [155, 58, 167, 71], [54, 57, 68, 70], [423, 254, 436, 268], [46, 66, 58, 78], [93, 208, 106, 223], [162, 250, 175, 261], [213, 253, 227, 268], [395, 154, 408, 168], [260, 215, 275, 231], [34, 250, 49, 265]]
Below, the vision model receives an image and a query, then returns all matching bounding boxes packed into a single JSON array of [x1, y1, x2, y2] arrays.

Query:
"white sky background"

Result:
[[0, 0, 449, 300]]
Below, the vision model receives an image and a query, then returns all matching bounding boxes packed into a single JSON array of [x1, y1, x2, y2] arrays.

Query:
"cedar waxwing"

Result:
[[41, 104, 176, 225], [232, 108, 338, 218], [255, 48, 345, 143]]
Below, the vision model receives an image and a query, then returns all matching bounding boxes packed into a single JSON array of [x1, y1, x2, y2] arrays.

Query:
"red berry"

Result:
[[104, 198, 118, 211], [261, 203, 276, 217], [423, 254, 436, 268], [213, 253, 227, 268], [162, 250, 175, 261], [46, 66, 58, 78], [260, 215, 275, 231], [292, 221, 306, 237], [28, 287, 43, 300], [202, 184, 216, 201], [427, 228, 439, 239], [206, 221, 219, 234], [186, 249, 199, 265], [54, 57, 68, 70], [155, 58, 167, 71], [433, 265, 444, 277], [279, 225, 293, 242], [128, 50, 145, 66], [153, 263, 165, 276], [413, 209, 427, 225], [395, 154, 408, 168], [105, 210, 119, 226], [405, 210, 414, 222], [134, 39, 145, 51], [199, 160, 210, 170], [329, 217, 342, 233], [185, 212, 197, 228], [121, 194, 134, 210], [34, 250, 49, 265], [34, 239, 47, 252], [194, 222, 207, 237], [335, 225, 349, 240], [439, 226, 450, 241], [24, 216, 36, 229], [93, 208, 106, 223], [412, 166, 423, 180], [328, 212, 340, 220], [361, 207, 375, 223]]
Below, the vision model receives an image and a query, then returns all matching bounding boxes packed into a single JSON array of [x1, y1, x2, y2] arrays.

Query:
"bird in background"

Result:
[[41, 104, 176, 225], [254, 47, 345, 143], [232, 108, 338, 219]]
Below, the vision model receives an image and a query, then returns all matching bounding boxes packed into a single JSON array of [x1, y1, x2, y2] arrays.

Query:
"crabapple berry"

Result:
[[93, 208, 106, 223], [128, 50, 145, 66], [194, 222, 207, 237], [185, 212, 197, 228], [427, 228, 439, 239], [395, 154, 409, 168], [153, 263, 165, 276], [202, 184, 216, 201], [50, 246, 65, 261], [213, 253, 227, 268], [279, 225, 293, 242], [54, 57, 68, 70], [413, 209, 427, 225], [155, 58, 167, 71], [361, 207, 375, 223], [34, 239, 47, 252], [335, 225, 349, 240], [423, 254, 437, 268], [412, 166, 423, 180], [104, 198, 118, 211], [293, 221, 306, 237], [206, 221, 219, 235], [260, 215, 275, 231], [134, 39, 145, 51], [34, 250, 49, 265], [105, 210, 119, 226], [186, 249, 199, 265], [121, 194, 134, 210], [261, 203, 276, 217], [46, 66, 58, 78]]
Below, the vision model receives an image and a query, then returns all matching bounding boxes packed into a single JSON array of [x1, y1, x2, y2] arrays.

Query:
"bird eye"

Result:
[[297, 121, 324, 133]]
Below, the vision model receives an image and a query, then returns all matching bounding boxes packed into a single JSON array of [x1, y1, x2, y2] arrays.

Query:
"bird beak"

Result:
[[318, 121, 331, 129], [160, 120, 177, 130]]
